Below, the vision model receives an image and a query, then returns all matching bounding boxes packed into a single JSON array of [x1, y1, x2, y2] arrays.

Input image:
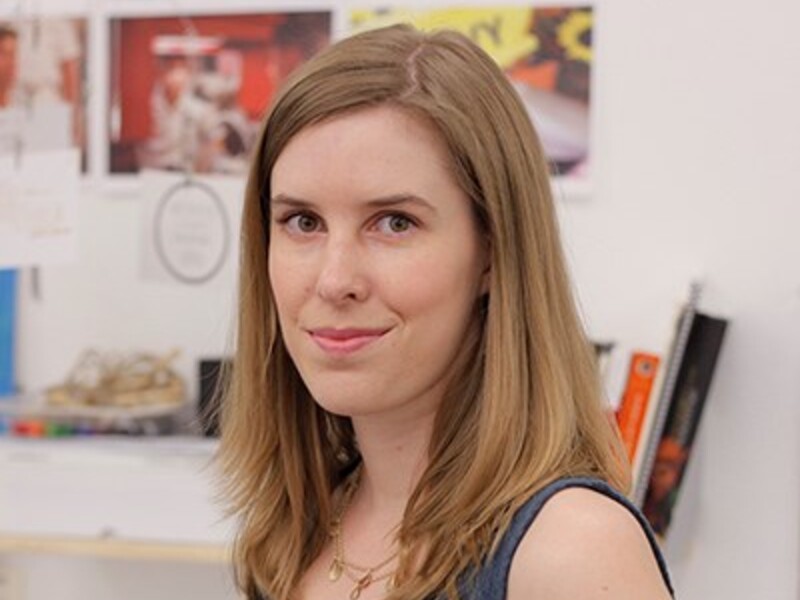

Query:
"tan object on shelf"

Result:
[[46, 348, 185, 409]]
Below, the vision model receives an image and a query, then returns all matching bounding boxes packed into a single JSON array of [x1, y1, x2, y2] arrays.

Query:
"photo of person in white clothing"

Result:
[[0, 18, 86, 164]]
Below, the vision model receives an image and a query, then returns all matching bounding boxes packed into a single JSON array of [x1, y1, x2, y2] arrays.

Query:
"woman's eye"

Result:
[[376, 213, 415, 235], [284, 213, 320, 233]]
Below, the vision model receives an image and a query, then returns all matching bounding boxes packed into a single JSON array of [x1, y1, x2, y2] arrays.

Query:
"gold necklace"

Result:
[[328, 470, 398, 599]]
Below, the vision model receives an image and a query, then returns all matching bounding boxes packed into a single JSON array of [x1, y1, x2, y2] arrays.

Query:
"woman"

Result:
[[218, 24, 674, 600]]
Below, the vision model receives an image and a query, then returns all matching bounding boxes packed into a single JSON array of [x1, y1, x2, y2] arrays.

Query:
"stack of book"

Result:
[[605, 283, 729, 539]]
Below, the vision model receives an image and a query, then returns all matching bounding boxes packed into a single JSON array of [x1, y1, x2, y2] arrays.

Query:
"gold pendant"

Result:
[[349, 573, 372, 600], [328, 558, 343, 582], [386, 574, 396, 591]]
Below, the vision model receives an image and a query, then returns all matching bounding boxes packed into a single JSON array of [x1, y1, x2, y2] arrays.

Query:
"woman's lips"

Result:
[[309, 328, 390, 355]]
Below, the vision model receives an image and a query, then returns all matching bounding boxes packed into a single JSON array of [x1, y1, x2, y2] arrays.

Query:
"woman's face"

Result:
[[268, 105, 488, 421]]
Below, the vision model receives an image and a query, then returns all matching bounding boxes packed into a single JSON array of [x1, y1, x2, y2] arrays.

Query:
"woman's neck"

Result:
[[350, 407, 435, 516]]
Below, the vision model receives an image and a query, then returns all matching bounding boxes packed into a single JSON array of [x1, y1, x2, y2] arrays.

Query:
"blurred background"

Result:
[[1, 0, 798, 599]]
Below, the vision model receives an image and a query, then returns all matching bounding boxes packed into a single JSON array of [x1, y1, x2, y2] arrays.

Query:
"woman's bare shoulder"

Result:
[[507, 486, 672, 600]]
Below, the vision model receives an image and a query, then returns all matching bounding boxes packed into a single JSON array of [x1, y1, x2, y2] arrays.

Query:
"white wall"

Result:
[[10, 0, 800, 599], [564, 2, 800, 599]]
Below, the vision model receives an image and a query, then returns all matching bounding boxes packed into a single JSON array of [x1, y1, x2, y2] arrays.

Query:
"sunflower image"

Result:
[[557, 10, 592, 63]]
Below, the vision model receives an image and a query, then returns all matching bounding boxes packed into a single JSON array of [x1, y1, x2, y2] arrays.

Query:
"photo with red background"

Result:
[[109, 12, 330, 174]]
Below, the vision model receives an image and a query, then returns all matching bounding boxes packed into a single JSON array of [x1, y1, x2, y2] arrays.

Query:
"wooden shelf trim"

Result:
[[0, 534, 231, 563]]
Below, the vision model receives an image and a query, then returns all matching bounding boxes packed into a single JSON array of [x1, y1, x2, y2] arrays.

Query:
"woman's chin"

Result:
[[311, 396, 377, 418]]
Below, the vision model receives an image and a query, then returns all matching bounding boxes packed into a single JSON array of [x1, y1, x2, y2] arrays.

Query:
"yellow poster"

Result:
[[349, 7, 593, 181], [352, 8, 541, 68]]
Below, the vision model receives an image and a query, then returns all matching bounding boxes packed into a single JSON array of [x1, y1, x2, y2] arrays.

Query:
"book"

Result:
[[0, 269, 17, 396], [631, 283, 703, 505], [641, 312, 728, 538], [616, 352, 661, 463]]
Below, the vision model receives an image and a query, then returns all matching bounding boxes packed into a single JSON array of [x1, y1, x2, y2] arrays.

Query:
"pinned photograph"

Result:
[[109, 11, 331, 175], [350, 7, 593, 182], [0, 17, 88, 168]]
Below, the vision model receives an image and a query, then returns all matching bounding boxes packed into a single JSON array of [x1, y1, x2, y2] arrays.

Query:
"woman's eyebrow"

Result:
[[365, 193, 437, 214], [270, 194, 313, 209], [270, 193, 437, 214]]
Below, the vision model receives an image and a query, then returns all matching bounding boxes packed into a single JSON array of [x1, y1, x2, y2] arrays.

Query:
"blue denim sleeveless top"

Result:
[[254, 477, 674, 599], [454, 476, 675, 599]]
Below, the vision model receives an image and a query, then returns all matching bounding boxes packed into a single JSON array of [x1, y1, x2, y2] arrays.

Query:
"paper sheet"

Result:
[[140, 170, 243, 286], [0, 148, 79, 268]]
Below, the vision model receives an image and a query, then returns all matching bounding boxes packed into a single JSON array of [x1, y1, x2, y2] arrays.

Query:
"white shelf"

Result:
[[0, 436, 234, 557]]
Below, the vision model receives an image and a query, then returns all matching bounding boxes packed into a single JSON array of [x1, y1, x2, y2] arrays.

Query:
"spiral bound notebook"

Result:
[[632, 282, 703, 506]]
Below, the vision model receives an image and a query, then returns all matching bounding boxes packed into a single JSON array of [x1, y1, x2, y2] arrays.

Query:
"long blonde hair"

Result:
[[217, 23, 628, 600]]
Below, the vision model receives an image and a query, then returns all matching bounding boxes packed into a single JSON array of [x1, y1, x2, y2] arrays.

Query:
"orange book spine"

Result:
[[616, 353, 661, 463]]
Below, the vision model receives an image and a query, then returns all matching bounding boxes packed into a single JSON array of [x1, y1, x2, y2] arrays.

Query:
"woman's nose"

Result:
[[315, 238, 369, 304]]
